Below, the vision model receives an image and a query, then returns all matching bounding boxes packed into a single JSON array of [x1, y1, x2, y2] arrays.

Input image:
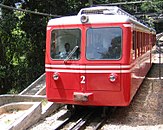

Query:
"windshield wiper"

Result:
[[64, 46, 79, 63]]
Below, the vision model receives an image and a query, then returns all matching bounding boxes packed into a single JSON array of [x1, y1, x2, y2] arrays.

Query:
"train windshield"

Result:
[[86, 27, 122, 60], [50, 29, 81, 60]]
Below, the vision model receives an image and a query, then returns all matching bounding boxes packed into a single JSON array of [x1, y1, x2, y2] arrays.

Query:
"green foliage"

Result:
[[141, 0, 163, 13], [8, 88, 19, 94]]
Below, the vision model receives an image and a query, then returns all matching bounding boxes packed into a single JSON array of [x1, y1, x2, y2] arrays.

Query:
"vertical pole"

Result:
[[159, 42, 161, 79], [89, 0, 93, 7]]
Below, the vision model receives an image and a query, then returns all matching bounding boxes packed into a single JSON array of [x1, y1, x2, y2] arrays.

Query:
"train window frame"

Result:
[[50, 28, 81, 61], [86, 27, 122, 61], [132, 30, 137, 60]]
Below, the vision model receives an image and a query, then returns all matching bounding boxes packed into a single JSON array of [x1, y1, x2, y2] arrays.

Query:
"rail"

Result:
[[49, 107, 116, 130]]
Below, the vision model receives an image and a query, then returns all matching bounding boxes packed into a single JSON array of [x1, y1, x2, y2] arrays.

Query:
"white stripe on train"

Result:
[[45, 64, 132, 69], [45, 68, 131, 73]]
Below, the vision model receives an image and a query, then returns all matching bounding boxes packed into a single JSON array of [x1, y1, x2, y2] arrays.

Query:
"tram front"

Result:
[[46, 6, 131, 106]]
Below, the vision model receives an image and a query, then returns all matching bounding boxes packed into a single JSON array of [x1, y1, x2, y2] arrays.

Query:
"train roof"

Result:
[[48, 6, 135, 26], [48, 15, 131, 26], [47, 6, 155, 33], [78, 6, 137, 20]]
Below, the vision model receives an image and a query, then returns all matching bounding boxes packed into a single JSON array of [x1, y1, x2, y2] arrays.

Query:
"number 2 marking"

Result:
[[80, 76, 85, 84]]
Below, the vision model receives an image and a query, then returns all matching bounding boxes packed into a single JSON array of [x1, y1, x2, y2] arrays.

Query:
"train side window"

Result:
[[146, 33, 149, 51], [138, 32, 142, 57], [132, 30, 137, 60], [142, 32, 144, 54], [145, 34, 147, 52], [152, 34, 156, 47], [136, 32, 140, 58], [140, 32, 142, 56], [86, 27, 122, 60]]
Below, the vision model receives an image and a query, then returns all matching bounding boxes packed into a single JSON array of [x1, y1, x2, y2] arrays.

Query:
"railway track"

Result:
[[41, 106, 116, 130], [54, 109, 94, 130]]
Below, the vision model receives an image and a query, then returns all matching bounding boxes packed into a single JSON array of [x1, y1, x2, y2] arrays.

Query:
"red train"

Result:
[[45, 6, 156, 106]]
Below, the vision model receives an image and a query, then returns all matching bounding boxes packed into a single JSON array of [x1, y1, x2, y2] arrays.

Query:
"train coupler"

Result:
[[73, 92, 93, 102]]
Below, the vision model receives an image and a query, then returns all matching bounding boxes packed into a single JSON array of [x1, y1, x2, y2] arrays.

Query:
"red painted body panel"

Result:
[[46, 84, 130, 106]]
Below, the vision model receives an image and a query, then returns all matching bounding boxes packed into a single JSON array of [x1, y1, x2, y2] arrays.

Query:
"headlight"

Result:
[[109, 73, 117, 82], [53, 72, 59, 80], [81, 15, 89, 23]]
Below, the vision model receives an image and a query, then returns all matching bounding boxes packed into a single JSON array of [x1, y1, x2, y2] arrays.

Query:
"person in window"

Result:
[[59, 43, 71, 58], [65, 43, 71, 55], [102, 36, 121, 59]]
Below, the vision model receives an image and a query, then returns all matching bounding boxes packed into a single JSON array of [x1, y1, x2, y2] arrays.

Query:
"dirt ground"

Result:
[[102, 55, 163, 130]]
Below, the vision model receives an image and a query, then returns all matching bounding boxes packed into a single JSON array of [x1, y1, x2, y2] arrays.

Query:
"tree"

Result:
[[0, 0, 28, 93]]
